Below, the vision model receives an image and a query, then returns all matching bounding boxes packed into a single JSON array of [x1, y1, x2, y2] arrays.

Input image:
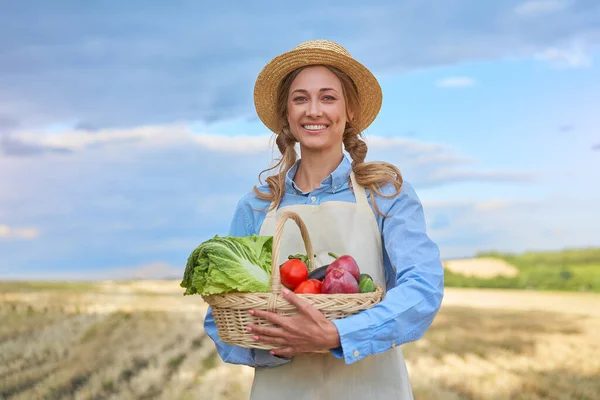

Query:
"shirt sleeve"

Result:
[[203, 194, 292, 369], [330, 181, 444, 364]]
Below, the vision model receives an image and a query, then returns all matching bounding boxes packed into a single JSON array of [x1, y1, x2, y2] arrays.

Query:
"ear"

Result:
[[347, 107, 355, 122]]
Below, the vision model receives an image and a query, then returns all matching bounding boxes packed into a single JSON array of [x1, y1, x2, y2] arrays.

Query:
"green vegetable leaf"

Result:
[[288, 253, 309, 264], [180, 234, 273, 296]]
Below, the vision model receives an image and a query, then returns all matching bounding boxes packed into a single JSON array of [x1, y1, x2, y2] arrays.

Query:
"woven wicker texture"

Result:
[[253, 39, 382, 135], [203, 210, 384, 350]]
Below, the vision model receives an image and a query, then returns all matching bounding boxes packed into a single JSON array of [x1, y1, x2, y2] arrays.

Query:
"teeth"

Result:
[[303, 125, 327, 131]]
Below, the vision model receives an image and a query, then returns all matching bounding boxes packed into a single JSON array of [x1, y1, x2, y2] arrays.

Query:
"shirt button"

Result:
[[310, 196, 316, 203], [391, 343, 397, 348], [353, 350, 360, 358]]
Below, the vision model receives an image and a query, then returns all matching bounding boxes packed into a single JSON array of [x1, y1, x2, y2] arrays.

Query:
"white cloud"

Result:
[[473, 199, 514, 212], [0, 123, 576, 277], [0, 224, 40, 239], [16, 126, 469, 158], [39, 125, 178, 150], [514, 0, 569, 16], [6, 124, 535, 189], [436, 77, 475, 88], [364, 135, 456, 162], [535, 46, 592, 68], [363, 136, 453, 154], [2, 1, 599, 131], [423, 200, 473, 209], [18, 124, 189, 152], [429, 169, 535, 184], [424, 199, 525, 211], [193, 133, 273, 153], [410, 153, 474, 167], [14, 124, 275, 155], [422, 196, 600, 258]]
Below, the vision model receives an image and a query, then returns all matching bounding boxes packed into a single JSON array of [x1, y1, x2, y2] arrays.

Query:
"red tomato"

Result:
[[280, 259, 308, 290], [312, 279, 323, 293], [294, 279, 322, 294]]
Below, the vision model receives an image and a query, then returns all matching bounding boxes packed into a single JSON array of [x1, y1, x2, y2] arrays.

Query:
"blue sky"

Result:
[[1, 1, 599, 280]]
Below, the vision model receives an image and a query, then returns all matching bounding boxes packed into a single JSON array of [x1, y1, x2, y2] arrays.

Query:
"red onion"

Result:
[[322, 266, 359, 294], [326, 252, 361, 282]]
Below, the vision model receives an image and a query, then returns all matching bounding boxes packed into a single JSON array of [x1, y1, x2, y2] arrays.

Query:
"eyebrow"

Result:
[[291, 88, 339, 95]]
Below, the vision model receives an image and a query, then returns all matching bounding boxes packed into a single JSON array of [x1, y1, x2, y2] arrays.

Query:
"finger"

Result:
[[281, 288, 314, 315], [247, 325, 286, 338], [252, 334, 287, 345], [271, 347, 295, 358], [249, 309, 288, 327]]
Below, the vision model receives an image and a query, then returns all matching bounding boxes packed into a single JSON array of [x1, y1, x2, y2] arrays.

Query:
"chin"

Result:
[[298, 137, 332, 152]]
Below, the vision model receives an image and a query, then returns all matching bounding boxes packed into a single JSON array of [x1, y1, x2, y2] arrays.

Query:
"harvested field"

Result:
[[0, 281, 598, 399]]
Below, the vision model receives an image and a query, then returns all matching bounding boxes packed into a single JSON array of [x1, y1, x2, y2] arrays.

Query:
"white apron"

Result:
[[251, 172, 413, 400]]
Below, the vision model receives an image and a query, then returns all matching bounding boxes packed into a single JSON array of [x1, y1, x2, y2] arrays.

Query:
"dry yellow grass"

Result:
[[443, 258, 519, 278], [1, 281, 598, 399]]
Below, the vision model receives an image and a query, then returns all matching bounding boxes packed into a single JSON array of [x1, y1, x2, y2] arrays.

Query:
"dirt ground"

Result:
[[1, 281, 598, 400], [442, 258, 519, 278]]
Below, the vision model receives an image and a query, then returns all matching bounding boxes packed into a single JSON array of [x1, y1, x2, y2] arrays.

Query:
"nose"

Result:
[[306, 100, 323, 118]]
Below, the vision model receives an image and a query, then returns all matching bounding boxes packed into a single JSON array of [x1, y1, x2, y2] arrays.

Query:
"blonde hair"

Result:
[[253, 65, 403, 217]]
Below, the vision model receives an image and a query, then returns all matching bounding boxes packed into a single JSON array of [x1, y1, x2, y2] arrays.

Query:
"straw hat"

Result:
[[253, 40, 382, 134]]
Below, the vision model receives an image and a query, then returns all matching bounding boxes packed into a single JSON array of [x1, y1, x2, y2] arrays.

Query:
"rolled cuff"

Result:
[[331, 317, 373, 364]]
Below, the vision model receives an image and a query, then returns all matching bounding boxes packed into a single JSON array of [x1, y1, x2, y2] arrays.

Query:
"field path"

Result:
[[443, 258, 519, 278], [443, 287, 600, 316]]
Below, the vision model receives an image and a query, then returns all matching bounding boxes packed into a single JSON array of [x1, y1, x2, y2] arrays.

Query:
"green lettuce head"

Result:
[[180, 234, 273, 296]]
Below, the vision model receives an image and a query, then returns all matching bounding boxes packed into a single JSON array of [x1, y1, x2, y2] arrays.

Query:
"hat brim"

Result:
[[253, 47, 382, 134]]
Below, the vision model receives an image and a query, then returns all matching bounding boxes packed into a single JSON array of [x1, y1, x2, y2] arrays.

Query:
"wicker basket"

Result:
[[202, 210, 384, 350]]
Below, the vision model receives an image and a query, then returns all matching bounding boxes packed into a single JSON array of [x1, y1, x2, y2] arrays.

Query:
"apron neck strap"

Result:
[[350, 171, 369, 207]]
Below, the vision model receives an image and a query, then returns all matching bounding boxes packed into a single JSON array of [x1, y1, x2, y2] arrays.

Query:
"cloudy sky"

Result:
[[1, 0, 599, 280]]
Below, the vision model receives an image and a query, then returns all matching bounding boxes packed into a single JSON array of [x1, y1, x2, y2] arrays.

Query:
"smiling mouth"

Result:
[[302, 124, 328, 132]]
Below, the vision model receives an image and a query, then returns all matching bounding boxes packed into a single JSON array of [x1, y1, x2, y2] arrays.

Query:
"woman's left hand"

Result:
[[246, 288, 341, 358]]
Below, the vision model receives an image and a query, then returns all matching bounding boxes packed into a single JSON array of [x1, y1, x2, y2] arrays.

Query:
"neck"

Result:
[[294, 147, 344, 192]]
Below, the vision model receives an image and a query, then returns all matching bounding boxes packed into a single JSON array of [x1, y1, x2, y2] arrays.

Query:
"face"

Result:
[[286, 66, 353, 153]]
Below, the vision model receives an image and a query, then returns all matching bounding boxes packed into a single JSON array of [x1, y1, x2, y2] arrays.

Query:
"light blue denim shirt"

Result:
[[204, 155, 444, 367]]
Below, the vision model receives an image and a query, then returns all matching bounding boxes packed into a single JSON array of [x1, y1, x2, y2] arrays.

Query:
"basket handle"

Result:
[[270, 210, 315, 294]]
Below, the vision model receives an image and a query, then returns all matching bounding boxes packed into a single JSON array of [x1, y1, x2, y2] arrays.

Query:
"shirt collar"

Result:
[[286, 154, 352, 195]]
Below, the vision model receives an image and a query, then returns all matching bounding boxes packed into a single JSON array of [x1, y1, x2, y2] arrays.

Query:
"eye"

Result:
[[292, 96, 307, 102], [322, 95, 336, 101]]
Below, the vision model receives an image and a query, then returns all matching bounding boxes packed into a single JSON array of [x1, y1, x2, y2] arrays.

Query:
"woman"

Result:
[[204, 40, 444, 399]]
